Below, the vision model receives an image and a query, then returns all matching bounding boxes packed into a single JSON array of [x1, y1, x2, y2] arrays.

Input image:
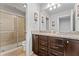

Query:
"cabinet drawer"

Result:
[[50, 45, 64, 52], [38, 50, 47, 56], [39, 45, 48, 51], [48, 53, 57, 56], [39, 35, 47, 42], [48, 49, 64, 56], [39, 40, 48, 47], [49, 37, 64, 45]]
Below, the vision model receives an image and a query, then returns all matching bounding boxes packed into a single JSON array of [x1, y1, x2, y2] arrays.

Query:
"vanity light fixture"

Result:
[[57, 3, 61, 7], [47, 3, 61, 11], [47, 3, 51, 8], [24, 4, 26, 8], [53, 5, 56, 9], [49, 7, 52, 11], [47, 3, 54, 8], [51, 3, 55, 6]]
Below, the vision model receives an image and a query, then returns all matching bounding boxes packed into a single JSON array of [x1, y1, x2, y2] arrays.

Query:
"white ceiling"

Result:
[[39, 3, 75, 15], [0, 3, 75, 15], [5, 3, 75, 15], [0, 3, 26, 13], [6, 3, 26, 13]]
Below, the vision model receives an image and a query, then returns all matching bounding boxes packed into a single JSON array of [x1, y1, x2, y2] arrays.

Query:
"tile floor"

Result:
[[0, 47, 26, 56], [0, 46, 37, 56]]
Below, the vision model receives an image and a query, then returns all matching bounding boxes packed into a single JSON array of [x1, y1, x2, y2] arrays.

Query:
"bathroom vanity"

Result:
[[32, 32, 79, 56]]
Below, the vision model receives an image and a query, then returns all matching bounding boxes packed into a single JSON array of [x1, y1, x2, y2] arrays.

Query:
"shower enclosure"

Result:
[[0, 11, 25, 55]]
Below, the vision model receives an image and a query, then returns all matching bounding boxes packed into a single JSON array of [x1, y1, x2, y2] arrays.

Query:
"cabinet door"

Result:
[[48, 37, 64, 56], [38, 35, 48, 56], [65, 39, 79, 56], [32, 35, 39, 55]]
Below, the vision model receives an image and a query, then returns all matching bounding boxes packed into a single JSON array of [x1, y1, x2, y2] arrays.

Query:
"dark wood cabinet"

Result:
[[38, 35, 48, 56], [64, 39, 79, 56], [32, 34, 79, 56], [32, 34, 39, 55], [48, 37, 64, 56]]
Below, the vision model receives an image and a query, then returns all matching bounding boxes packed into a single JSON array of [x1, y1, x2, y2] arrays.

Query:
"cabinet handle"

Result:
[[42, 43, 45, 45], [53, 46, 59, 49], [41, 47, 45, 50], [36, 36, 38, 38], [67, 41, 69, 43]]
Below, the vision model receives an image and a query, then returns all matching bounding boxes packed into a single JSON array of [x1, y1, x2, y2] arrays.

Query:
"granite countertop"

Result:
[[32, 31, 79, 40]]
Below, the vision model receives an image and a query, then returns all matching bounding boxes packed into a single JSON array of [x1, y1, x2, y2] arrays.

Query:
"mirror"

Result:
[[59, 16, 71, 33], [39, 3, 79, 34]]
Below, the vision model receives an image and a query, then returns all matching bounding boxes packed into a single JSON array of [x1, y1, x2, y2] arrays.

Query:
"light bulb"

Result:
[[53, 6, 56, 9], [49, 7, 52, 11], [24, 4, 26, 8], [57, 3, 61, 7], [47, 3, 50, 8], [51, 3, 55, 6]]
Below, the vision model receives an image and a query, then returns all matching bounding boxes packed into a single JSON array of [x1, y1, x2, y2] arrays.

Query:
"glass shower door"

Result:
[[0, 11, 26, 56], [0, 11, 17, 55], [17, 16, 25, 46]]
